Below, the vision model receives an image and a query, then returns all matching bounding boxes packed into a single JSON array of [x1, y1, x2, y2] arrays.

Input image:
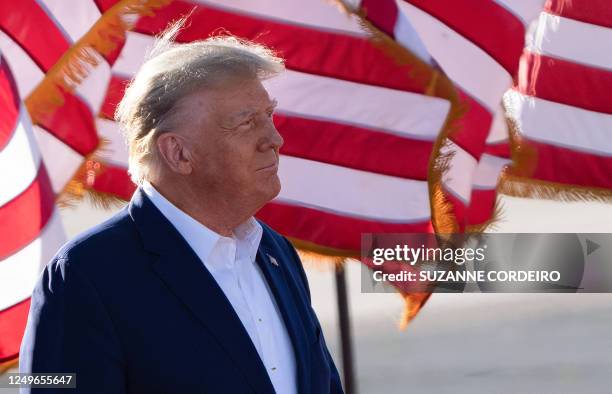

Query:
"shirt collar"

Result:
[[142, 181, 262, 264]]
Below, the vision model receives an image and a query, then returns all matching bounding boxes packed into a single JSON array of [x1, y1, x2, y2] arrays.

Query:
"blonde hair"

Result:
[[115, 22, 284, 184]]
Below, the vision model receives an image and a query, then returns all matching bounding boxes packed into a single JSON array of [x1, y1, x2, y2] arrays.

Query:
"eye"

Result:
[[240, 118, 256, 128]]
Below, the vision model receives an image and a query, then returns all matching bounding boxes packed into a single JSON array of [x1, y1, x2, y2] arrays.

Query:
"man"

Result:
[[19, 27, 343, 394]]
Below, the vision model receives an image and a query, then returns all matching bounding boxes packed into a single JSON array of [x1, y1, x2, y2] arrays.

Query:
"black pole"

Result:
[[335, 260, 356, 394]]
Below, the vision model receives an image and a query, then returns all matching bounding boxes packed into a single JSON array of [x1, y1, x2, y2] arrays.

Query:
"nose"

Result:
[[260, 117, 284, 152], [270, 122, 284, 150]]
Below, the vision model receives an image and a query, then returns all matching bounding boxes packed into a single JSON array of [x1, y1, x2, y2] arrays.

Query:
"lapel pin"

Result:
[[267, 253, 279, 267]]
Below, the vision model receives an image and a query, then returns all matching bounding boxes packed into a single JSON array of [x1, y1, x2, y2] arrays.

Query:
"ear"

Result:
[[156, 132, 193, 175]]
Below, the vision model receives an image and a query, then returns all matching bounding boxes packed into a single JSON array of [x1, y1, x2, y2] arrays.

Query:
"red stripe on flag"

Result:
[[546, 0, 612, 29], [0, 0, 70, 72], [448, 90, 492, 160], [522, 138, 612, 189], [92, 163, 136, 201], [485, 143, 511, 159], [100, 75, 128, 120], [466, 189, 497, 227], [257, 201, 432, 251], [93, 0, 119, 13], [0, 166, 54, 261], [103, 38, 126, 66], [403, 0, 525, 75], [361, 0, 399, 37], [36, 87, 100, 155], [0, 299, 30, 363], [134, 0, 429, 92], [0, 57, 20, 150], [518, 52, 612, 115], [276, 113, 433, 180]]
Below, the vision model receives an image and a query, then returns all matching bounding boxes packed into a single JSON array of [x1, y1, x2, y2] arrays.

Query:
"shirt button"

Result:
[[258, 318, 262, 322], [271, 367, 277, 372]]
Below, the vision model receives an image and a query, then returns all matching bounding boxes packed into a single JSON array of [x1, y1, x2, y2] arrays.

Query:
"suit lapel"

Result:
[[129, 190, 275, 394], [256, 241, 312, 394]]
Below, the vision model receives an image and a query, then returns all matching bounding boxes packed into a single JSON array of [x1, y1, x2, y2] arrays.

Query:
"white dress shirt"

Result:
[[142, 182, 296, 394]]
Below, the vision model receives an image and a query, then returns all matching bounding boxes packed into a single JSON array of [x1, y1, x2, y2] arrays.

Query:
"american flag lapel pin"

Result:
[[267, 253, 279, 267]]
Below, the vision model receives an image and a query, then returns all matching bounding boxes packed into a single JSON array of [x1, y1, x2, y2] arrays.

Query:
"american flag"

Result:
[[347, 0, 546, 229], [0, 52, 65, 365], [0, 0, 164, 367], [503, 0, 612, 201], [340, 0, 545, 323]]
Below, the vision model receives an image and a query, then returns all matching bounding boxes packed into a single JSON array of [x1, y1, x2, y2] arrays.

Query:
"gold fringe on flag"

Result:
[[0, 358, 18, 375], [504, 104, 538, 178], [290, 237, 355, 272], [499, 103, 612, 203], [55, 139, 126, 210], [332, 0, 475, 328], [398, 292, 431, 330], [24, 0, 171, 205], [466, 198, 505, 233], [499, 175, 612, 203]]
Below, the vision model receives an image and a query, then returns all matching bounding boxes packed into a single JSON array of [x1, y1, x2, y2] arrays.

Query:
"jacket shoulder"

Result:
[[54, 206, 140, 268]]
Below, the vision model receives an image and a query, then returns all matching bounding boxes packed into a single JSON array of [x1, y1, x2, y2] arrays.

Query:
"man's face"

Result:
[[179, 78, 283, 210]]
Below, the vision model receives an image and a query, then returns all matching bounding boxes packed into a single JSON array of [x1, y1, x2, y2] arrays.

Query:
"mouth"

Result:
[[257, 162, 278, 172]]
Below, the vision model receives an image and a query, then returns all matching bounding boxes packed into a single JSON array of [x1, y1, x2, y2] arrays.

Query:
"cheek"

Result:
[[219, 143, 258, 178]]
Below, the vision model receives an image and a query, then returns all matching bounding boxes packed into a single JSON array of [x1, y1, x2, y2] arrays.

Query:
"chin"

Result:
[[257, 176, 281, 203], [267, 176, 282, 200]]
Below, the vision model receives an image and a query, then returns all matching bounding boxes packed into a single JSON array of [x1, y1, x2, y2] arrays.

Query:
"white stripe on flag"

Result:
[[37, 0, 102, 43], [277, 155, 431, 221], [493, 0, 545, 25], [0, 31, 45, 97], [487, 107, 510, 144], [74, 54, 112, 115], [440, 141, 478, 204], [264, 70, 450, 140], [32, 126, 84, 194], [473, 153, 511, 189], [527, 12, 612, 71], [506, 90, 612, 156], [396, 0, 512, 112], [96, 118, 130, 167], [394, 1, 434, 64], [196, 0, 366, 36], [0, 210, 65, 311], [0, 108, 42, 206], [111, 31, 153, 78]]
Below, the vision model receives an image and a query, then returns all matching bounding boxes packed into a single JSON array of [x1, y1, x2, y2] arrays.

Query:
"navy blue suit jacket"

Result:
[[20, 189, 343, 394]]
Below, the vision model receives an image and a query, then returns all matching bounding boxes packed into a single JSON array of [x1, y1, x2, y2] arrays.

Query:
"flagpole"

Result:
[[335, 259, 356, 394]]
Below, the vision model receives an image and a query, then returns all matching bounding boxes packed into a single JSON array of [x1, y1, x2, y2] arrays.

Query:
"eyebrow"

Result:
[[231, 99, 278, 123]]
